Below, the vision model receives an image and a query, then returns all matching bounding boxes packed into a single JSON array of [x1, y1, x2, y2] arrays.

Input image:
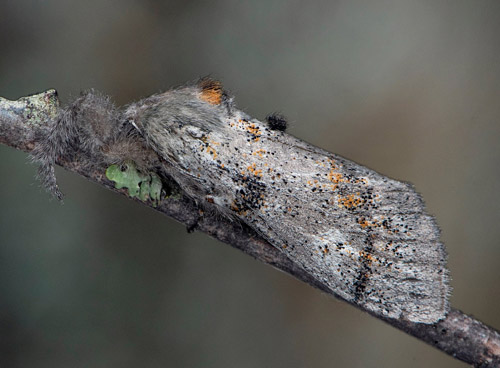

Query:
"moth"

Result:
[[33, 79, 450, 324]]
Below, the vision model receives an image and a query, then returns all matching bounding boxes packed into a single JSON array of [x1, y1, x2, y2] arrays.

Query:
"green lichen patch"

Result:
[[106, 161, 162, 206], [149, 173, 162, 203]]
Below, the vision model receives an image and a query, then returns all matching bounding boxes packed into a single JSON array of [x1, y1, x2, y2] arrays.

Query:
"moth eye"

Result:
[[120, 163, 128, 172]]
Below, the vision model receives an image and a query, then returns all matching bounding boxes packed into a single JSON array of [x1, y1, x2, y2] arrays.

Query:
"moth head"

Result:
[[124, 78, 230, 134], [122, 79, 231, 166]]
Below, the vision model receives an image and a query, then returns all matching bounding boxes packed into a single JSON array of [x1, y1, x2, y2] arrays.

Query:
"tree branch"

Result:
[[1, 90, 499, 367]]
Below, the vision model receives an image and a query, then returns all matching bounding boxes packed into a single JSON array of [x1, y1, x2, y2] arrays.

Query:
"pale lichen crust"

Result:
[[0, 89, 59, 126]]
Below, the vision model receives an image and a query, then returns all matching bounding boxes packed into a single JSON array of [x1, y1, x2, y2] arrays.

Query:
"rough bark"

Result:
[[1, 90, 499, 367]]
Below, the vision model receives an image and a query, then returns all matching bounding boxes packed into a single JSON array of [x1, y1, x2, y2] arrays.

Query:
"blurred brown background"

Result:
[[1, 1, 499, 367]]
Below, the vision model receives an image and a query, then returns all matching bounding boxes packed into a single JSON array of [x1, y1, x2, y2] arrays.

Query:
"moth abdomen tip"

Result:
[[266, 113, 288, 131]]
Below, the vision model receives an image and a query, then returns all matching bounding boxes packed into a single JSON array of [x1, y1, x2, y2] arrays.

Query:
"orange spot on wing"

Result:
[[206, 146, 217, 159], [338, 194, 363, 208], [252, 149, 266, 157]]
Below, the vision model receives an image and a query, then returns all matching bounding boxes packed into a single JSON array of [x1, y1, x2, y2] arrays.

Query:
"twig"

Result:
[[1, 90, 499, 367]]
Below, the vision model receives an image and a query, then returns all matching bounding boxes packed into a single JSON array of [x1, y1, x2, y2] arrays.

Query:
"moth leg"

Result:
[[31, 90, 120, 199]]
